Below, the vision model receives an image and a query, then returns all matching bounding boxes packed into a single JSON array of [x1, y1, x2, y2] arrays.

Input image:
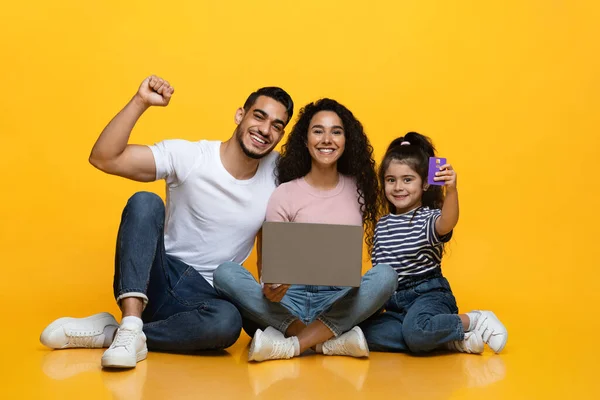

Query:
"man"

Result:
[[40, 75, 293, 368]]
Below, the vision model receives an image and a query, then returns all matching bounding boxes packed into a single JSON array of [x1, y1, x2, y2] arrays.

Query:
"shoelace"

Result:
[[67, 332, 98, 348], [111, 328, 138, 348], [324, 332, 360, 356], [332, 342, 352, 356], [267, 338, 294, 359]]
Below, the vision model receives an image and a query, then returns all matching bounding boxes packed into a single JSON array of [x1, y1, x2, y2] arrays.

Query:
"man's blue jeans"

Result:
[[113, 192, 242, 352]]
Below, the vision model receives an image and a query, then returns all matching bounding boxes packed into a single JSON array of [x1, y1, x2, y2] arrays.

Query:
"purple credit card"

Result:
[[428, 157, 447, 186]]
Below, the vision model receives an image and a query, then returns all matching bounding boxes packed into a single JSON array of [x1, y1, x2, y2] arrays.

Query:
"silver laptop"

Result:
[[261, 221, 363, 287]]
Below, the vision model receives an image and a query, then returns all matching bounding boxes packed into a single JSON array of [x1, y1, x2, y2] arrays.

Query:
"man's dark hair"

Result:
[[243, 87, 294, 125]]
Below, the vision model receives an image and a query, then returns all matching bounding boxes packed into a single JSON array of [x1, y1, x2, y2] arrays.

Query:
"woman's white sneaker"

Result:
[[322, 326, 369, 358], [248, 329, 296, 362]]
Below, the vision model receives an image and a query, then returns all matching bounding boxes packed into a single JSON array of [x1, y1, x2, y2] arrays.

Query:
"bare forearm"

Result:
[[89, 94, 148, 168], [436, 188, 459, 236]]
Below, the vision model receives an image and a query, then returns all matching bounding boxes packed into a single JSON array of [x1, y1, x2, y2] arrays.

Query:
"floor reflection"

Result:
[[40, 342, 506, 399]]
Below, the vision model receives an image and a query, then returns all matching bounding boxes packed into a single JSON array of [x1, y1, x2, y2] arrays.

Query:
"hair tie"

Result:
[[400, 141, 410, 146]]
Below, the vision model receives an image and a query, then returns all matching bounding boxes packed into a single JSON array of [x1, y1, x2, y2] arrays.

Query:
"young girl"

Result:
[[360, 132, 508, 354]]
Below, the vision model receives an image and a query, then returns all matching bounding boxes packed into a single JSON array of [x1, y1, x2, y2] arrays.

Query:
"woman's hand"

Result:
[[263, 284, 290, 302]]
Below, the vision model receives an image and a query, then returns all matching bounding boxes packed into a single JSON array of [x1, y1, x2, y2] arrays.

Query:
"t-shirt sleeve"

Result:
[[426, 210, 453, 245], [265, 185, 293, 222], [148, 140, 202, 186]]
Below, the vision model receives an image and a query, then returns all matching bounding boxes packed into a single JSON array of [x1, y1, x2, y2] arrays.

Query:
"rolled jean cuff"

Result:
[[116, 292, 149, 310], [277, 316, 298, 334], [317, 316, 342, 337]]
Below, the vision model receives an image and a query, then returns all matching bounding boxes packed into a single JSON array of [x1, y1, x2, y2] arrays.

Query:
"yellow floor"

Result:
[[2, 310, 598, 400]]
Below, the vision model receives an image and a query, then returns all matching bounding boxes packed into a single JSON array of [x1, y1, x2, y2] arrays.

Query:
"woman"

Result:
[[214, 99, 397, 362]]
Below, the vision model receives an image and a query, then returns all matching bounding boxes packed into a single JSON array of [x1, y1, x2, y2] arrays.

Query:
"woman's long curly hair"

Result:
[[276, 98, 380, 252]]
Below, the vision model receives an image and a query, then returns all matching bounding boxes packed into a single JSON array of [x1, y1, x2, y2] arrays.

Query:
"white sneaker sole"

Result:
[[323, 326, 370, 358], [101, 348, 148, 368], [40, 312, 118, 349]]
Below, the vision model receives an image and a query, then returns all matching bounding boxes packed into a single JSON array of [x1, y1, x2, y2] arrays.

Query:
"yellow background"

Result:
[[1, 1, 599, 398]]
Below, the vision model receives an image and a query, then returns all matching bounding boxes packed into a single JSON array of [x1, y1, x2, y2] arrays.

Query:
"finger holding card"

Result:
[[438, 163, 457, 189], [429, 158, 457, 189]]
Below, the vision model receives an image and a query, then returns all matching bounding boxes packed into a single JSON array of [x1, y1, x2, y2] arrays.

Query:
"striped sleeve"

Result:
[[426, 210, 453, 245]]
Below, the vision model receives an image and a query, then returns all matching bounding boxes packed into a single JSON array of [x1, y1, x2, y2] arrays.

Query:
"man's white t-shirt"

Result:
[[149, 140, 278, 286]]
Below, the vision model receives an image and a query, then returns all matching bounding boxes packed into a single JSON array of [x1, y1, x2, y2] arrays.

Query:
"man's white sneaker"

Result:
[[322, 326, 369, 358], [447, 331, 484, 354], [248, 328, 296, 362], [101, 323, 148, 368], [471, 310, 508, 353], [40, 312, 118, 349]]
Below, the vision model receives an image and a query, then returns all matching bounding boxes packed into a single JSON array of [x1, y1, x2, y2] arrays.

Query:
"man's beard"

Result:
[[236, 127, 270, 160]]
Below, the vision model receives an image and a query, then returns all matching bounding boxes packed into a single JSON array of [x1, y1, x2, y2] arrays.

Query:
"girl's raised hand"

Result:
[[434, 164, 457, 190]]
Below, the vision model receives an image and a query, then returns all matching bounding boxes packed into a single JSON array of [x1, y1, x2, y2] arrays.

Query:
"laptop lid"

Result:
[[261, 221, 363, 287]]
